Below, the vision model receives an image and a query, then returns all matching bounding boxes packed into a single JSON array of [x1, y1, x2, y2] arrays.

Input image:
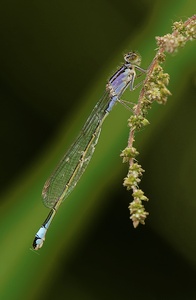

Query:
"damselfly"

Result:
[[32, 52, 146, 250]]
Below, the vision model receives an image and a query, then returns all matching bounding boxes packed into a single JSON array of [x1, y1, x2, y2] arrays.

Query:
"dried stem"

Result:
[[121, 15, 196, 228]]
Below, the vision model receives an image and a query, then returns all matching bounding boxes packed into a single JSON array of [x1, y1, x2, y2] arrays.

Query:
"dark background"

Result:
[[0, 1, 196, 299]]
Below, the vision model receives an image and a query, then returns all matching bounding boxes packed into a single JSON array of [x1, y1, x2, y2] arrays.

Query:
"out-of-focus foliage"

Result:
[[0, 0, 195, 299]]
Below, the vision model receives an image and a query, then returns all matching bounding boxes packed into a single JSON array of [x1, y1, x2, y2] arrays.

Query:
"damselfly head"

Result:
[[124, 52, 141, 66]]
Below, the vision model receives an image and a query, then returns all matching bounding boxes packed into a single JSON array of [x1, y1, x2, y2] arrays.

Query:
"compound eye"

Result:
[[124, 52, 141, 66], [130, 53, 137, 60], [124, 52, 136, 63]]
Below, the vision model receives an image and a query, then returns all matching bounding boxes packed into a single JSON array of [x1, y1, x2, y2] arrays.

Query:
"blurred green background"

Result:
[[0, 0, 196, 299]]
